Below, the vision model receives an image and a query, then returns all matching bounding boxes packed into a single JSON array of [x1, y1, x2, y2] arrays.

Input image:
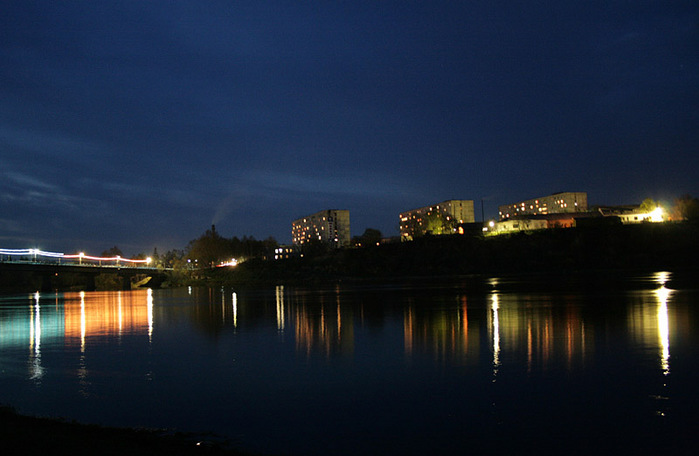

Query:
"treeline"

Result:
[[148, 226, 278, 270]]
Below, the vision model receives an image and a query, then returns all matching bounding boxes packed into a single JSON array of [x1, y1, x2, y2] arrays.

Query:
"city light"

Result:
[[650, 206, 665, 222], [217, 258, 238, 267]]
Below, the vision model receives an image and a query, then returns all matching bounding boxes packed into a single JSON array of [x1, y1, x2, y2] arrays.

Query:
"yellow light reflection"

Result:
[[654, 271, 670, 287], [402, 295, 473, 363], [276, 285, 285, 331], [118, 292, 123, 335], [64, 290, 152, 347], [295, 300, 353, 358], [80, 291, 86, 352], [220, 288, 226, 323], [337, 303, 341, 342], [404, 306, 414, 356]]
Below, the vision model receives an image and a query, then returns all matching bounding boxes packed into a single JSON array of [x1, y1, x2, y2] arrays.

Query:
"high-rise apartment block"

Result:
[[498, 192, 587, 220], [399, 200, 475, 240], [292, 209, 350, 248]]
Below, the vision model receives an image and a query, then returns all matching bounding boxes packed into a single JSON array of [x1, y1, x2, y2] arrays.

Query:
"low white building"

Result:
[[487, 218, 548, 235], [596, 205, 666, 224]]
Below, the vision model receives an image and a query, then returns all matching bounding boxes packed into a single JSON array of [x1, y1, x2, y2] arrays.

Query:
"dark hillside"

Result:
[[200, 222, 698, 287]]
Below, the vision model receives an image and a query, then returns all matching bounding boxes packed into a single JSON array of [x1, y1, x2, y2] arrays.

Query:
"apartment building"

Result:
[[292, 209, 350, 248], [499, 192, 588, 220], [399, 200, 475, 240]]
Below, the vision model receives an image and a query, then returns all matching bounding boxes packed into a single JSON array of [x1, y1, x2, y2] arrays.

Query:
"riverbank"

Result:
[[193, 222, 699, 288], [0, 406, 252, 455]]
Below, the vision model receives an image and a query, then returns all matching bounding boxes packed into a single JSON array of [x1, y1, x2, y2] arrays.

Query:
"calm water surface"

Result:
[[1, 272, 698, 455]]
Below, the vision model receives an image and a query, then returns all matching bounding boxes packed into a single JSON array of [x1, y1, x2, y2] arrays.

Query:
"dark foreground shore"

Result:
[[0, 406, 253, 455]]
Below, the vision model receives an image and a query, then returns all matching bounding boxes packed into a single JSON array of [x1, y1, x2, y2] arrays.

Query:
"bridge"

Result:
[[0, 248, 169, 292]]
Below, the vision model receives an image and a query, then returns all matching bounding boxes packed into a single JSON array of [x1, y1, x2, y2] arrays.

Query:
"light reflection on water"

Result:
[[0, 272, 697, 455]]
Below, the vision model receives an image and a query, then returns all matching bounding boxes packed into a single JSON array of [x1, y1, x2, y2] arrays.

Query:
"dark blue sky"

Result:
[[2, 1, 698, 255]]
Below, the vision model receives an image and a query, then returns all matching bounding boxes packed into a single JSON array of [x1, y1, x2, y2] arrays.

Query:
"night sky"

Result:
[[2, 1, 698, 255]]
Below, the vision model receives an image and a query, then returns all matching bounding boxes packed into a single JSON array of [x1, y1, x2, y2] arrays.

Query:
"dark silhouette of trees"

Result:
[[352, 228, 383, 247], [187, 225, 232, 267], [101, 246, 123, 257], [186, 226, 278, 268], [672, 194, 699, 222]]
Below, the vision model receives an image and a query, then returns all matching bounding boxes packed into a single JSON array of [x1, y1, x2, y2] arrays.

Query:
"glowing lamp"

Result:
[[650, 206, 664, 222]]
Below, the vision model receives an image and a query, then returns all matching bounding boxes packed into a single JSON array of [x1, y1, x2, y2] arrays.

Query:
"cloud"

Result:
[[0, 125, 107, 159], [3, 171, 59, 192], [0, 170, 99, 212]]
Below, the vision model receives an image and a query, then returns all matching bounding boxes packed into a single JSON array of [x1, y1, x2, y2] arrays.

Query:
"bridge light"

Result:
[[146, 257, 152, 265]]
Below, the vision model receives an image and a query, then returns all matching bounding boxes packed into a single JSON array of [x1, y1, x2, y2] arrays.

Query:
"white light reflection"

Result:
[[232, 292, 238, 328], [276, 285, 285, 331], [653, 271, 672, 376], [29, 292, 40, 353], [655, 285, 671, 376], [491, 293, 500, 379], [29, 292, 44, 381], [80, 291, 86, 352], [147, 289, 154, 342]]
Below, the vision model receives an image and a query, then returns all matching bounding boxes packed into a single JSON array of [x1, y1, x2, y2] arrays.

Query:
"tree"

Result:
[[101, 246, 123, 258], [639, 198, 659, 214], [186, 226, 278, 267], [672, 194, 699, 222], [301, 238, 332, 257], [160, 249, 186, 269], [422, 212, 457, 236], [186, 225, 232, 267], [352, 228, 383, 247], [402, 211, 457, 240]]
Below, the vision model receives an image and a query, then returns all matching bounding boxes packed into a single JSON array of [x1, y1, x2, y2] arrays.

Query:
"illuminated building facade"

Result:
[[273, 245, 299, 260], [499, 192, 587, 220], [596, 205, 666, 224], [399, 200, 475, 240], [292, 209, 350, 248], [489, 218, 548, 234]]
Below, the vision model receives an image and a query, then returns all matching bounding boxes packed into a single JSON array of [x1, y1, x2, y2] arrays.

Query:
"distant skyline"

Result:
[[2, 1, 698, 255]]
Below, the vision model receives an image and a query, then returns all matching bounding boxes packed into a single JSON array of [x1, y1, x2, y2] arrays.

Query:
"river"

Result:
[[1, 271, 697, 455]]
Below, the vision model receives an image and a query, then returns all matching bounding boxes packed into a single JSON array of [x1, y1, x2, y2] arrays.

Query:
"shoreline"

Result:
[[0, 406, 254, 455]]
